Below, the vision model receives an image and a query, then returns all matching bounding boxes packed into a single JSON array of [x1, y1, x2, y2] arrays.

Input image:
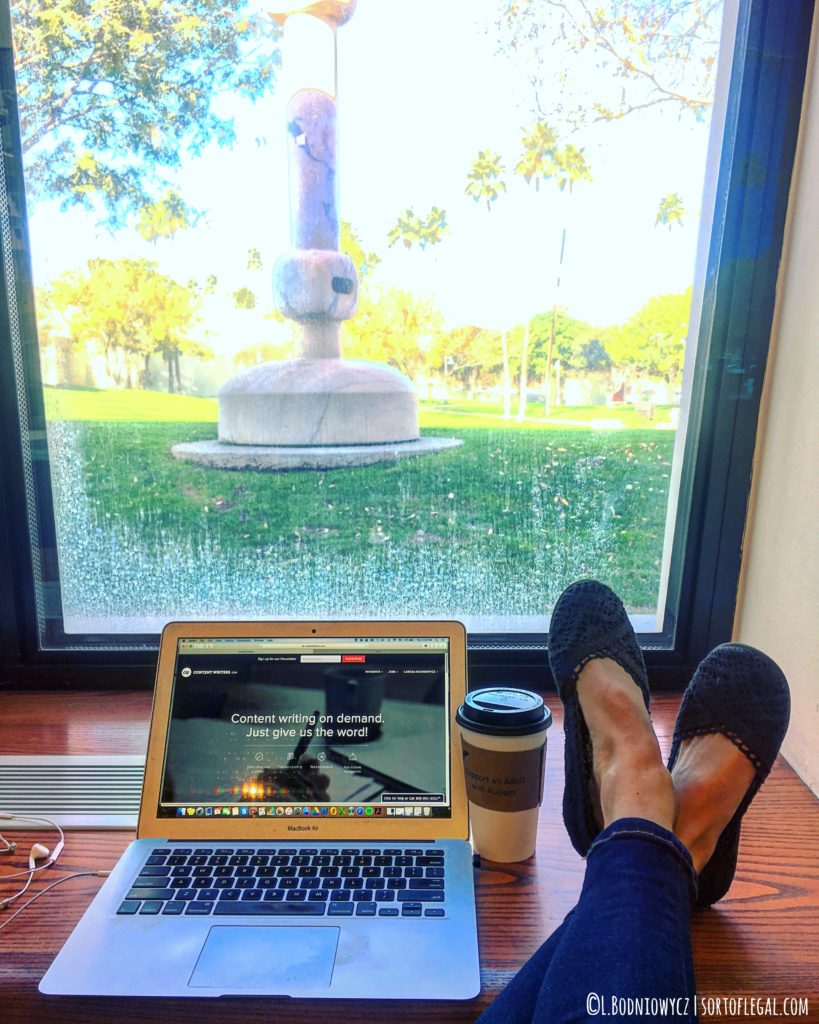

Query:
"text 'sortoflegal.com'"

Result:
[[584, 993, 812, 1018]]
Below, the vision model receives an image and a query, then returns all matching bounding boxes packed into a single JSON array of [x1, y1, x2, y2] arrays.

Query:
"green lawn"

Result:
[[421, 399, 673, 431], [44, 387, 676, 624], [43, 386, 672, 431], [45, 385, 219, 422]]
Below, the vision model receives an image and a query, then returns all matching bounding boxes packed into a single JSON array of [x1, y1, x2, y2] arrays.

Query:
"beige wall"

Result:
[[734, 7, 819, 794]]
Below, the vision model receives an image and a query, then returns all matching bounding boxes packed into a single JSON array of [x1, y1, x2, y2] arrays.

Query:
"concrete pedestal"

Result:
[[171, 435, 462, 472], [218, 358, 419, 446]]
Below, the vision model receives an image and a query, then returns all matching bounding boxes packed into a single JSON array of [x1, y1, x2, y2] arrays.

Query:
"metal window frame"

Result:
[[0, 0, 814, 691]]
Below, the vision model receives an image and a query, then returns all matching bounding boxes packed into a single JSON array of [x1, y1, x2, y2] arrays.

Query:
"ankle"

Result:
[[575, 657, 671, 828], [597, 746, 675, 831], [577, 658, 650, 738], [671, 734, 756, 873]]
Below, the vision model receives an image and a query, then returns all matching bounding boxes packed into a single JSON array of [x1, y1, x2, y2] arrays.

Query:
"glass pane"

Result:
[[6, 0, 732, 638]]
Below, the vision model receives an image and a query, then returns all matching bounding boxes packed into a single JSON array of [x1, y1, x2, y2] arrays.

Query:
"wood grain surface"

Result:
[[0, 691, 817, 1023]]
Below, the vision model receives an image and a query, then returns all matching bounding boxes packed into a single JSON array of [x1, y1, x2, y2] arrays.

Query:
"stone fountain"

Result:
[[173, 0, 460, 471]]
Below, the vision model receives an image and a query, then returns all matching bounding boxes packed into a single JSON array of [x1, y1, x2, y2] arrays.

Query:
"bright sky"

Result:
[[26, 0, 726, 357]]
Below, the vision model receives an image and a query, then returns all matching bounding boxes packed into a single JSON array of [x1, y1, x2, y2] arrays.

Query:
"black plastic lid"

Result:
[[456, 688, 552, 736]]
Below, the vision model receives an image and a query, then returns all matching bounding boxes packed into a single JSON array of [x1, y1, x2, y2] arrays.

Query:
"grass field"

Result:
[[43, 387, 676, 627], [44, 386, 672, 431], [45, 385, 220, 422]]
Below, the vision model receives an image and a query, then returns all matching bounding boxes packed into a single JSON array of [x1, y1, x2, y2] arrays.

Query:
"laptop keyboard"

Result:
[[118, 846, 447, 919]]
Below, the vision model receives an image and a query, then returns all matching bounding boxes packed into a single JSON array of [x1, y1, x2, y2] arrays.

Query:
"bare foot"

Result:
[[577, 658, 674, 831], [671, 733, 755, 873]]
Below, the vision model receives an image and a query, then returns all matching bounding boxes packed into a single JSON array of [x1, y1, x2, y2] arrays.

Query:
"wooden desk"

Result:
[[1, 691, 818, 1023]]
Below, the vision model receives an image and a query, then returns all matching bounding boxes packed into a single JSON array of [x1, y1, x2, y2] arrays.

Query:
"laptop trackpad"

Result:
[[189, 926, 340, 991]]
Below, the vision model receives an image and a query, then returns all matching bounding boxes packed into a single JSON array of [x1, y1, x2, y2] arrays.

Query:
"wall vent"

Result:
[[0, 755, 144, 828]]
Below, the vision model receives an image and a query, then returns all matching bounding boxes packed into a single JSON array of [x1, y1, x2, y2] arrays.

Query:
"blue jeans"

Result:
[[477, 818, 699, 1023]]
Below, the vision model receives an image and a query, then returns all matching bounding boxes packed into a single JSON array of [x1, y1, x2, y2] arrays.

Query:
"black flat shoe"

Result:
[[548, 579, 650, 856], [667, 643, 790, 907]]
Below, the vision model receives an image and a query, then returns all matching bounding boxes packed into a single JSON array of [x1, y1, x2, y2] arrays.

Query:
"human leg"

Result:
[[548, 588, 790, 896], [478, 581, 687, 1023], [522, 634, 696, 1022], [474, 917, 571, 1024], [476, 818, 698, 1024], [532, 818, 697, 1023], [531, 637, 792, 1021], [476, 586, 790, 1023]]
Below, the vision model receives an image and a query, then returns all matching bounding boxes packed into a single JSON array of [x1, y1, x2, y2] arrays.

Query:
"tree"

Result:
[[382, 210, 448, 384], [426, 325, 496, 398], [387, 207, 448, 250], [343, 287, 443, 381], [516, 317, 532, 422], [464, 150, 513, 417], [494, 1, 720, 129], [516, 123, 558, 190], [577, 338, 612, 373], [151, 278, 210, 393], [136, 190, 193, 242], [603, 288, 692, 387], [515, 118, 592, 415], [465, 151, 507, 210], [656, 192, 687, 229], [528, 308, 602, 376], [47, 258, 206, 391], [13, 0, 281, 225], [341, 220, 381, 280], [232, 287, 257, 310], [228, 247, 267, 312]]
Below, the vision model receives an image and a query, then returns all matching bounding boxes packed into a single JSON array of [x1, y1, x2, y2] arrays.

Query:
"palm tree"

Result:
[[516, 120, 592, 415], [655, 192, 686, 229], [465, 151, 507, 210], [464, 151, 513, 418]]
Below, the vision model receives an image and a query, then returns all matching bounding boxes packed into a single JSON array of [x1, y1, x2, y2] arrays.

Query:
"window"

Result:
[[0, 0, 813, 687]]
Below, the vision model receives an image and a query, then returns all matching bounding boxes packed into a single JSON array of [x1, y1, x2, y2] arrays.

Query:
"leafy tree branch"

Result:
[[387, 207, 448, 249], [12, 0, 282, 225], [494, 0, 720, 129]]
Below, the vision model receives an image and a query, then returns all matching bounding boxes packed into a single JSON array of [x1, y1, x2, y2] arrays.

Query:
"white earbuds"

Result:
[[0, 814, 66, 909]]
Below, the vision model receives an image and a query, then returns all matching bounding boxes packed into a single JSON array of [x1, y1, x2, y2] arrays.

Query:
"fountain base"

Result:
[[218, 358, 421, 446], [172, 357, 461, 471], [171, 435, 462, 472]]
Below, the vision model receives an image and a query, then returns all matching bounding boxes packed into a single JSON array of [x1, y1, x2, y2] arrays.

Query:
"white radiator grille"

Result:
[[0, 755, 144, 828]]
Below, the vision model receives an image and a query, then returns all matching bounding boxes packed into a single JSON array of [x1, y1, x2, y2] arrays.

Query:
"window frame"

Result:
[[0, 0, 814, 691]]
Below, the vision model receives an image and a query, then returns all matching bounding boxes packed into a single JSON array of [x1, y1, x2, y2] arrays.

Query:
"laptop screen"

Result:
[[157, 635, 452, 823]]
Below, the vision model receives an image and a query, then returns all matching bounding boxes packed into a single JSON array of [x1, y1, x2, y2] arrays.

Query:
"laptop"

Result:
[[40, 620, 480, 1000]]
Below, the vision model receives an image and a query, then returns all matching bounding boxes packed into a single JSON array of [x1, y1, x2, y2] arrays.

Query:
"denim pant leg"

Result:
[[475, 916, 571, 1024], [477, 818, 698, 1024]]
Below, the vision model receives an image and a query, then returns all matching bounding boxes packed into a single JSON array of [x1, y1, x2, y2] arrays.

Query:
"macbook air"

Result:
[[40, 619, 480, 1000]]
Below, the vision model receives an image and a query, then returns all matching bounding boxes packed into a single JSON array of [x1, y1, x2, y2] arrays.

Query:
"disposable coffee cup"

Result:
[[456, 688, 552, 863]]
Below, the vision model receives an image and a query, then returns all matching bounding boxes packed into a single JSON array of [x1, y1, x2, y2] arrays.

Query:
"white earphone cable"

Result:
[[0, 813, 65, 881], [0, 812, 68, 907], [0, 871, 111, 932], [0, 865, 35, 909]]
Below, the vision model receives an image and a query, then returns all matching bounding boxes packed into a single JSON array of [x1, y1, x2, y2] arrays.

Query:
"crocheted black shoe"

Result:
[[548, 579, 650, 857], [667, 643, 790, 907]]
